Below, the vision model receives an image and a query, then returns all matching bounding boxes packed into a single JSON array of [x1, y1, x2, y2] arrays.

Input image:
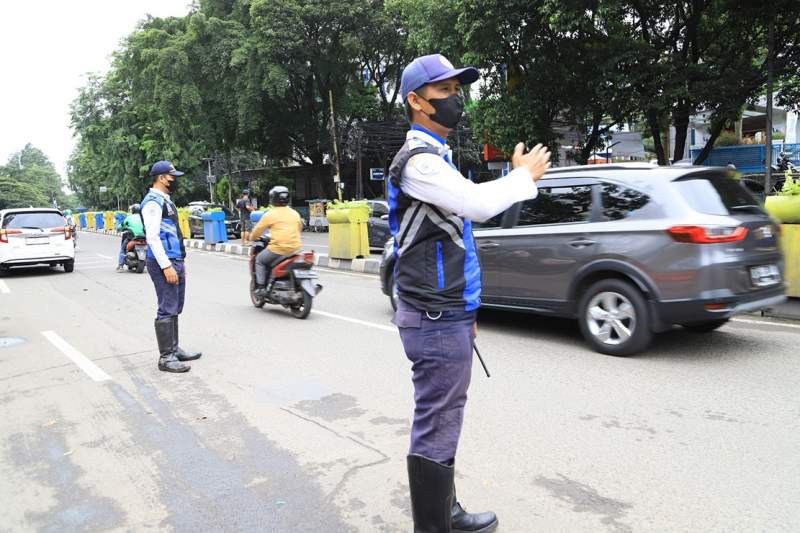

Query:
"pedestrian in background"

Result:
[[141, 160, 203, 373], [390, 54, 551, 532], [237, 189, 255, 245]]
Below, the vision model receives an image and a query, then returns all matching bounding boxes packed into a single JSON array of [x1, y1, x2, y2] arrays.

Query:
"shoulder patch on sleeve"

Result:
[[408, 153, 440, 176]]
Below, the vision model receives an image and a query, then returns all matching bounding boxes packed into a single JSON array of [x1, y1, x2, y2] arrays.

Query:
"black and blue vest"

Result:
[[141, 191, 185, 261], [388, 132, 481, 312]]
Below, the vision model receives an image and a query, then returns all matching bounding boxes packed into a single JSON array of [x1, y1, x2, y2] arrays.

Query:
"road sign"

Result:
[[370, 168, 385, 181], [206, 175, 217, 184], [98, 186, 108, 193]]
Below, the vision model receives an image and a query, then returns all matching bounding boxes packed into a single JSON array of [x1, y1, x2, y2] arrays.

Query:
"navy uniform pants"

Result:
[[147, 259, 185, 320], [394, 298, 476, 464]]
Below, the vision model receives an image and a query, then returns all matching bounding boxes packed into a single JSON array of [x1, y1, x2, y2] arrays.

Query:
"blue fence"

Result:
[[690, 143, 800, 173]]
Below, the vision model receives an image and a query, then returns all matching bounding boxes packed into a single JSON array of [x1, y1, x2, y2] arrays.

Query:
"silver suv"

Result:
[[380, 164, 786, 356]]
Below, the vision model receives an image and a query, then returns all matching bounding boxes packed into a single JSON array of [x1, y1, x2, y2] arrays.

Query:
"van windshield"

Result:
[[673, 174, 761, 216]]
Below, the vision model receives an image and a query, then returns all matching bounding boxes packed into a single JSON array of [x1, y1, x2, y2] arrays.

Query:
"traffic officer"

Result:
[[390, 54, 551, 532], [141, 160, 202, 373]]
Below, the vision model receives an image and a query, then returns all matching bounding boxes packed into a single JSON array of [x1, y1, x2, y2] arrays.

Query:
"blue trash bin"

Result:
[[95, 213, 104, 230], [202, 211, 228, 244], [79, 214, 87, 228], [250, 210, 267, 224]]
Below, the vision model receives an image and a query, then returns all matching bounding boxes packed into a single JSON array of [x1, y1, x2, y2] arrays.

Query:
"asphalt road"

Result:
[[1, 232, 799, 532]]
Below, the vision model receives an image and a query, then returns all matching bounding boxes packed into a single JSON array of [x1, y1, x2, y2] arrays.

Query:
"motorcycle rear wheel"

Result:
[[250, 279, 266, 308], [135, 261, 145, 274], [290, 292, 312, 319]]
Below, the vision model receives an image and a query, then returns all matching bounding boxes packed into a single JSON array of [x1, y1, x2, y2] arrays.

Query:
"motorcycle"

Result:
[[124, 236, 148, 273], [249, 235, 322, 319], [770, 151, 797, 193]]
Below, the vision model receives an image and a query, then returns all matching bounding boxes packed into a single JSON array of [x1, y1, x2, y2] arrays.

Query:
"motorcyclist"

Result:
[[64, 209, 77, 243], [117, 204, 145, 272], [250, 186, 303, 296]]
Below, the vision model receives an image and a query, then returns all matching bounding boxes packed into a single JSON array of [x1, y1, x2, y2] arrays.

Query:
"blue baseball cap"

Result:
[[400, 54, 479, 101], [149, 160, 184, 177]]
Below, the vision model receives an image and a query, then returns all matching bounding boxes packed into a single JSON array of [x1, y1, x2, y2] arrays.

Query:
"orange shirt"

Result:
[[251, 206, 303, 255]]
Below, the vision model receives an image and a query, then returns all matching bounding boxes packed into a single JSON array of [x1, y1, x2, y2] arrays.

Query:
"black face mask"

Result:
[[422, 93, 464, 129], [163, 176, 178, 195]]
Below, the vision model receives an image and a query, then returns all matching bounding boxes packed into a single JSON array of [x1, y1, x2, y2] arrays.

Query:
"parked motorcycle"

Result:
[[124, 236, 148, 273], [249, 236, 322, 318]]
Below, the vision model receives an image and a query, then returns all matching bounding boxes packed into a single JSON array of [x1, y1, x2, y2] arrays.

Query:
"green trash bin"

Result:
[[327, 201, 370, 259]]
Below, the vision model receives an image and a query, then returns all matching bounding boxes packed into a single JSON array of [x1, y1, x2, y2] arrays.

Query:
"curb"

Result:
[[78, 229, 382, 275]]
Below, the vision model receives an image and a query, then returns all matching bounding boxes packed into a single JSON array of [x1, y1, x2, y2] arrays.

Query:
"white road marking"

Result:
[[96, 254, 114, 259], [0, 280, 10, 294], [312, 309, 397, 333], [315, 267, 378, 279], [41, 330, 112, 382], [730, 317, 800, 330]]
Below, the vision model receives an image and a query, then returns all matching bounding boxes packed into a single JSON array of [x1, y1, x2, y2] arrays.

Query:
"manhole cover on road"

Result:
[[0, 337, 26, 348]]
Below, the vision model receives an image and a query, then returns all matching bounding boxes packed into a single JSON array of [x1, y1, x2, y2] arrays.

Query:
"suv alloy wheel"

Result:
[[578, 279, 652, 356]]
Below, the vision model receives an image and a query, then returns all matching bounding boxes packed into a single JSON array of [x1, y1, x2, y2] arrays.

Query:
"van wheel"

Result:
[[682, 319, 729, 333], [578, 279, 652, 356], [63, 261, 75, 273]]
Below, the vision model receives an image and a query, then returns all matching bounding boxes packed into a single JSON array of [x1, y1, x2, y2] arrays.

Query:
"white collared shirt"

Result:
[[401, 128, 538, 222], [141, 187, 172, 269]]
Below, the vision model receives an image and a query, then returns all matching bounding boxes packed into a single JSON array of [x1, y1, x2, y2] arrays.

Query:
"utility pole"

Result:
[[329, 89, 343, 201], [765, 13, 775, 198], [356, 128, 363, 199], [202, 158, 215, 202]]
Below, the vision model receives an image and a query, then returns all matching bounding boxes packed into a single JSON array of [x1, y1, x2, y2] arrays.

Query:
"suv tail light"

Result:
[[0, 228, 22, 243], [667, 225, 748, 244], [49, 226, 71, 240]]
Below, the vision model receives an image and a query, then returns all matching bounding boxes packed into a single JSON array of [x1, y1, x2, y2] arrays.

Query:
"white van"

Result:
[[0, 208, 75, 274]]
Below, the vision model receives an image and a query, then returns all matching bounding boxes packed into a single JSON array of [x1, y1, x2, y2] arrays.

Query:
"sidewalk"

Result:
[[79, 228, 382, 275]]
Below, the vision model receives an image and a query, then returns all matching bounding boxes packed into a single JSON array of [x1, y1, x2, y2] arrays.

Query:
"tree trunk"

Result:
[[647, 108, 668, 165], [578, 114, 603, 165], [692, 119, 726, 165], [672, 101, 691, 163]]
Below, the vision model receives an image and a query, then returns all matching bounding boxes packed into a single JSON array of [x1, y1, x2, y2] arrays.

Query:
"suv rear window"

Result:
[[516, 185, 593, 226], [674, 175, 760, 216], [2, 212, 66, 229], [602, 183, 651, 221]]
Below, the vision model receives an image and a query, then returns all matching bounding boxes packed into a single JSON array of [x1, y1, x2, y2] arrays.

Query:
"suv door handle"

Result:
[[478, 242, 499, 249], [569, 239, 596, 248]]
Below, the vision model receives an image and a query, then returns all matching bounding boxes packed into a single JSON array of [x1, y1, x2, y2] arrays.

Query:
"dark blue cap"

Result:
[[149, 160, 184, 177], [400, 54, 479, 101]]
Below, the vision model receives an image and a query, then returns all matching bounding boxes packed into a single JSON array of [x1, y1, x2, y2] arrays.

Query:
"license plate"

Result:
[[25, 237, 49, 245], [750, 264, 780, 287], [293, 270, 317, 279]]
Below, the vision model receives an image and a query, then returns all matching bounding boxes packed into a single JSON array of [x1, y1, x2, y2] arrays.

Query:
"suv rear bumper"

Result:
[[653, 286, 787, 327], [1, 255, 74, 267]]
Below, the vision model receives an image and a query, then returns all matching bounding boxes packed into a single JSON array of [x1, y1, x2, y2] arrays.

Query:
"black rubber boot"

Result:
[[155, 318, 190, 373], [407, 454, 454, 533], [451, 485, 498, 533], [173, 316, 202, 361]]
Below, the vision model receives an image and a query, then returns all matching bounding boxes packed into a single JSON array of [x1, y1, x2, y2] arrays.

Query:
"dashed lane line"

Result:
[[0, 280, 9, 294], [41, 330, 112, 382]]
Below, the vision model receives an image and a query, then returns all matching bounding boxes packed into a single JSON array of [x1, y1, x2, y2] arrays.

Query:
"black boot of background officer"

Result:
[[174, 317, 201, 361], [155, 318, 189, 373]]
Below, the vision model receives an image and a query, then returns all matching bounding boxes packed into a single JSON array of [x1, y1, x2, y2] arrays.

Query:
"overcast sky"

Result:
[[0, 1, 192, 179]]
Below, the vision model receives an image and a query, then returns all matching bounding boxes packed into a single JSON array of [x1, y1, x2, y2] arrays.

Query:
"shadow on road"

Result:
[[477, 307, 764, 362], [0, 266, 68, 279]]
